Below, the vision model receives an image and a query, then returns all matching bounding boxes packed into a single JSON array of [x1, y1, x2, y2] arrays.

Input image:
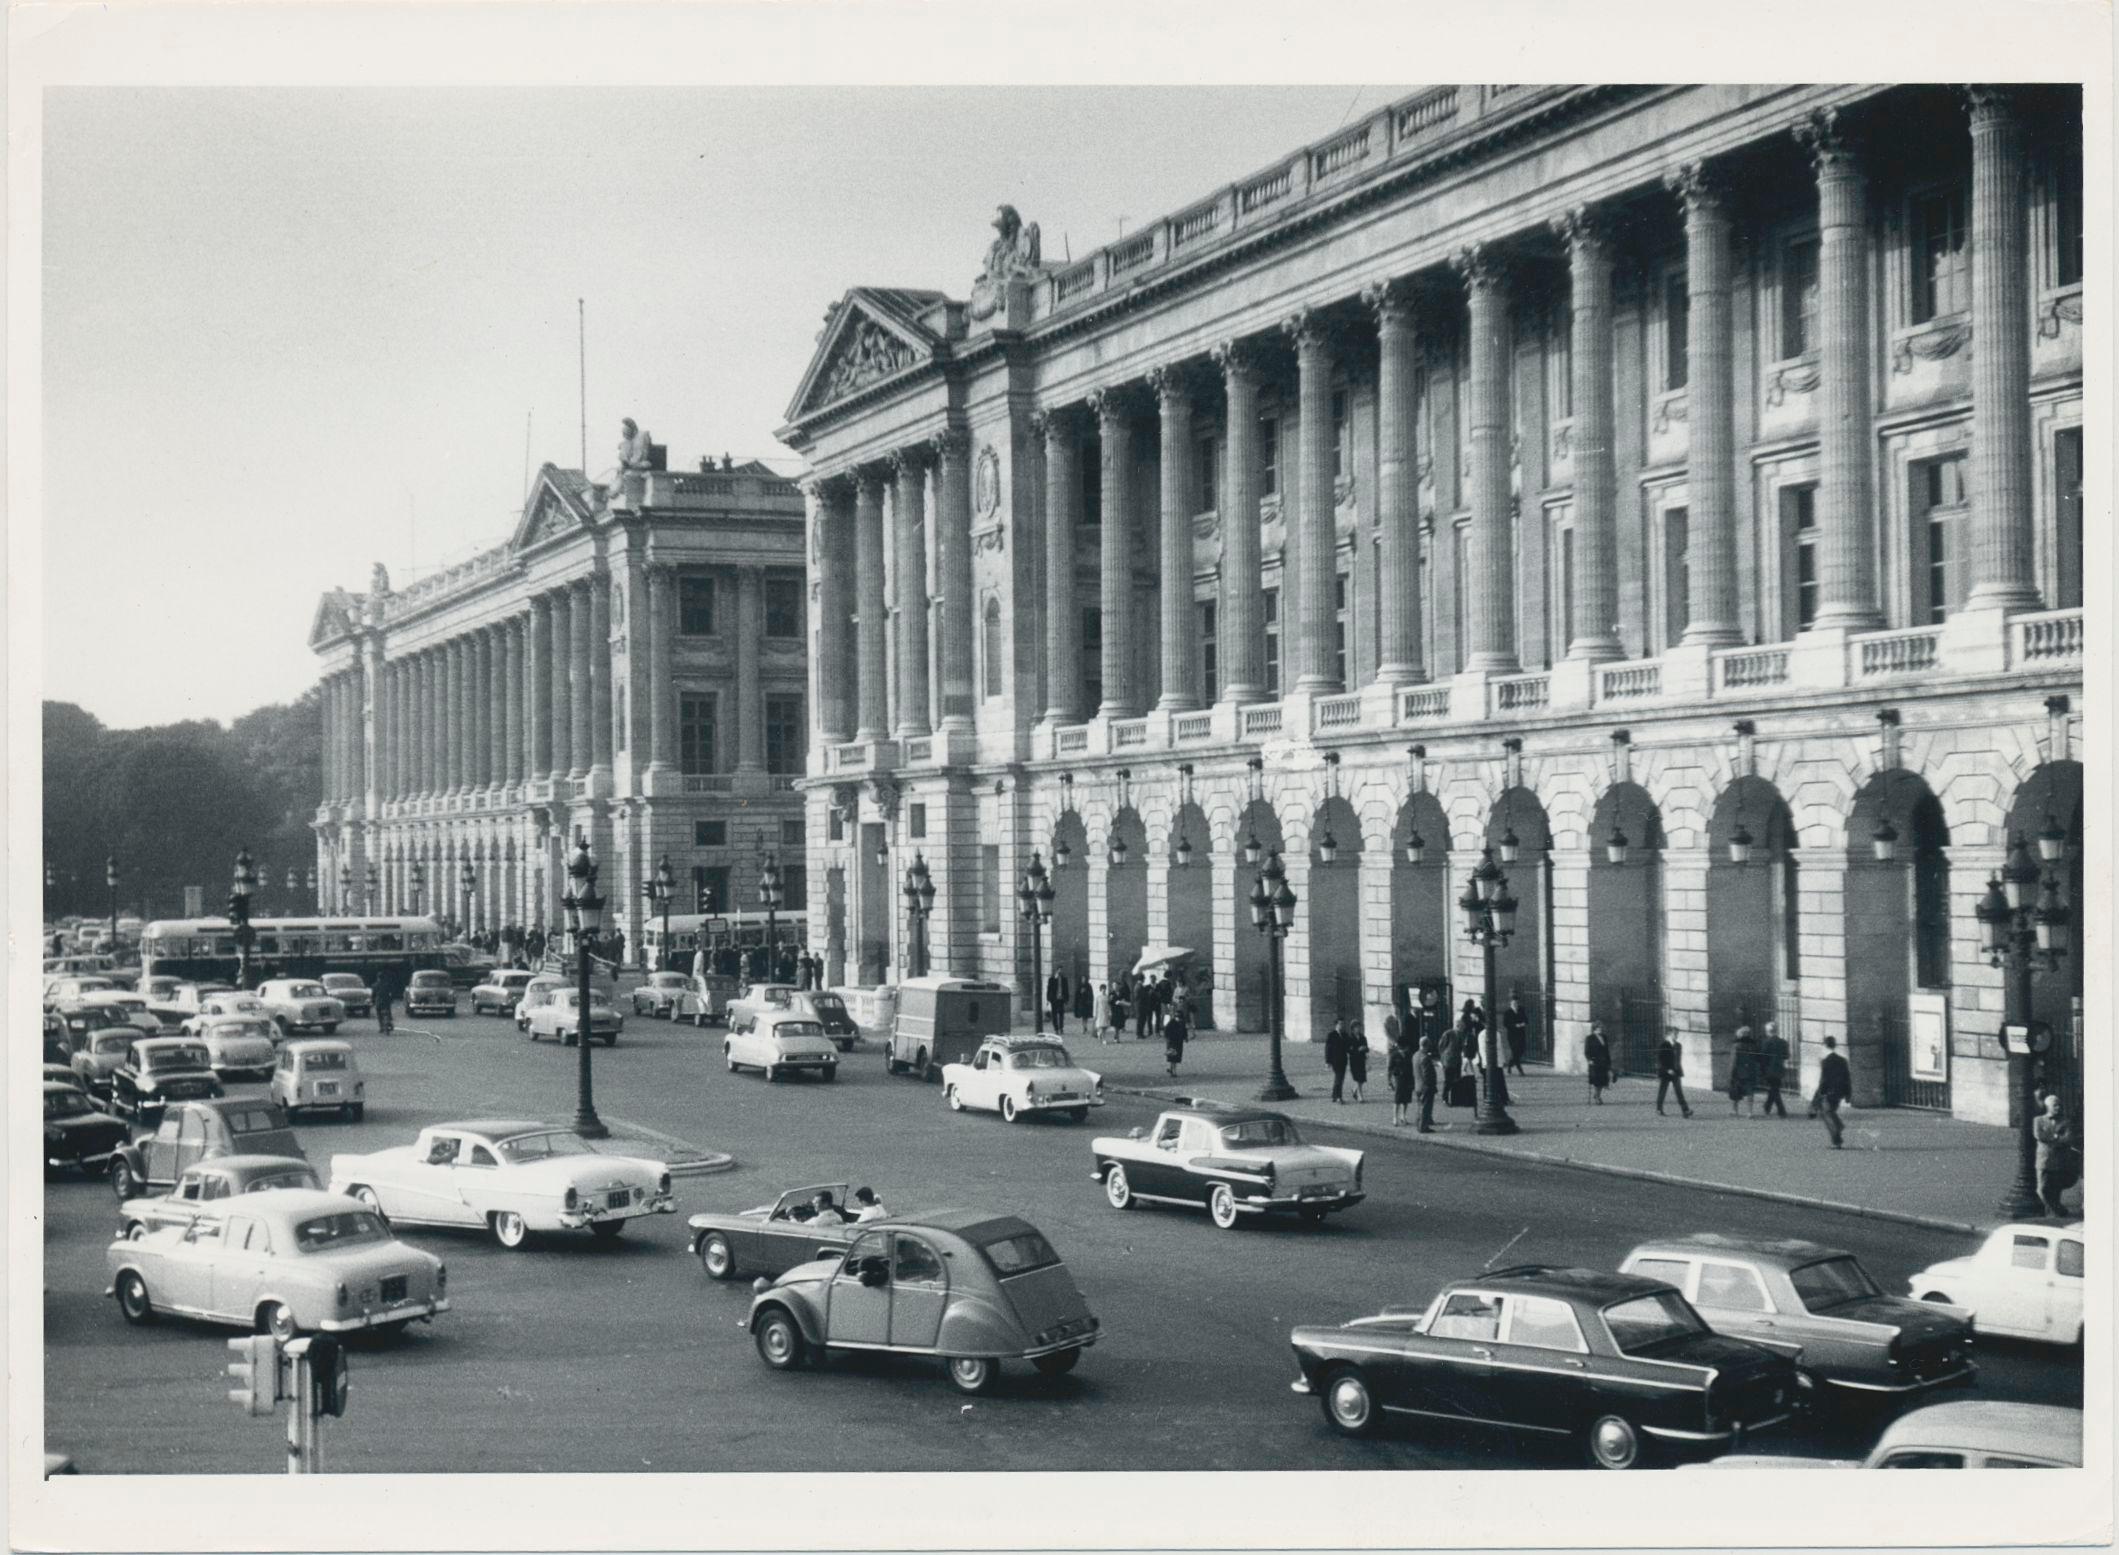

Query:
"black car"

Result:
[[111, 1036, 224, 1122], [42, 1082, 128, 1177], [42, 1012, 72, 1065], [1289, 1265, 1803, 1468]]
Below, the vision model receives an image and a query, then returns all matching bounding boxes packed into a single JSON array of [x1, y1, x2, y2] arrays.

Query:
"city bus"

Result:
[[640, 909, 808, 972], [140, 916, 447, 987]]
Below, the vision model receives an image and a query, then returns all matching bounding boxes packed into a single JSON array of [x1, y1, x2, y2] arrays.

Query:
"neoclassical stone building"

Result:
[[782, 83, 2085, 1125], [309, 451, 809, 947]]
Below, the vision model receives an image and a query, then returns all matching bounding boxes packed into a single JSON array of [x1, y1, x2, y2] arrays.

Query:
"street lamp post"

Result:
[[902, 853, 935, 980], [758, 853, 784, 983], [105, 855, 120, 950], [409, 862, 424, 917], [562, 835, 609, 1140], [306, 865, 318, 913], [654, 854, 675, 973], [1459, 848, 1522, 1135], [228, 847, 258, 992], [1017, 852, 1053, 1031], [1248, 850, 1298, 1102], [364, 863, 378, 916], [1976, 829, 2072, 1219], [459, 861, 476, 940]]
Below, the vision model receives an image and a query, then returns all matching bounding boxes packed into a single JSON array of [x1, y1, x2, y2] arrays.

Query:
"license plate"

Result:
[[317, 1082, 339, 1096], [380, 1275, 407, 1302], [1300, 1185, 1334, 1199], [607, 1189, 631, 1210]]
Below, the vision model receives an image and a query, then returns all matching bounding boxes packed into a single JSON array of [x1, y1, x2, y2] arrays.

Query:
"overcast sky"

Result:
[[42, 84, 1409, 730]]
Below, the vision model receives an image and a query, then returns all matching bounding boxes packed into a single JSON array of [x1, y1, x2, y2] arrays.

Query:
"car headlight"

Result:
[[436, 1263, 447, 1294], [658, 1172, 672, 1196], [564, 1187, 579, 1211], [336, 1282, 351, 1308]]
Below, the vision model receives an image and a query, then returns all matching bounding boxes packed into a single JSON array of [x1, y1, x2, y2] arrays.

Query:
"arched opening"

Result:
[[1391, 791, 1455, 1041], [1232, 800, 1285, 1032], [1586, 782, 1667, 1077], [1307, 795, 1364, 1032], [1706, 776, 1802, 1084], [2003, 761, 2084, 1126], [1049, 810, 1091, 992], [1481, 787, 1553, 1048], [1164, 802, 1215, 1028], [1846, 770, 1951, 1108], [1103, 808, 1150, 989]]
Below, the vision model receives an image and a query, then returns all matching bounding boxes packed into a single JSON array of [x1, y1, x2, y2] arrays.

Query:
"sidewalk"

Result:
[[1049, 1024, 2039, 1235]]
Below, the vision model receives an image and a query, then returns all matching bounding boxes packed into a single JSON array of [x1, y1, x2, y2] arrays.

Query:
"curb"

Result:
[[1101, 1083, 1986, 1238], [600, 1116, 739, 1178]]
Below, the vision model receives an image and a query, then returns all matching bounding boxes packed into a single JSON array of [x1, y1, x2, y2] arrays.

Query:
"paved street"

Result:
[[44, 1001, 2080, 1474]]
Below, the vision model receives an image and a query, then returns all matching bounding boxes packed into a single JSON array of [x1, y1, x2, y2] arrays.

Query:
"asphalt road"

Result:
[[42, 1002, 2081, 1473]]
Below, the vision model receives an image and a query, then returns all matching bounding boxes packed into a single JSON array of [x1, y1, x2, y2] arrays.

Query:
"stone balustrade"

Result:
[[1856, 625, 1945, 679], [2011, 607, 2083, 665]]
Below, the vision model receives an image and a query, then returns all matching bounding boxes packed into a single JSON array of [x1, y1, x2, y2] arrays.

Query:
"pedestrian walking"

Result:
[[1111, 974, 1131, 1038], [1073, 977, 1093, 1026], [1414, 1035, 1439, 1132], [1162, 1004, 1188, 1079], [1046, 969, 1069, 1034], [1584, 1021, 1612, 1103], [1812, 1034, 1851, 1148], [373, 969, 397, 1035], [1440, 1015, 1464, 1099], [1655, 1030, 1693, 1117], [1502, 993, 1530, 1076], [2035, 1093, 2080, 1215], [1324, 1018, 1349, 1103], [1347, 1021, 1370, 1103], [1758, 1020, 1790, 1117], [1092, 982, 1115, 1044], [1728, 1026, 1760, 1117], [1387, 1027, 1413, 1127], [1135, 976, 1158, 1042]]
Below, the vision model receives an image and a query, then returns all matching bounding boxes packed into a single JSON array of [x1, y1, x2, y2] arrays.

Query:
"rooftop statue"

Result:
[[971, 204, 1043, 319], [617, 417, 655, 473]]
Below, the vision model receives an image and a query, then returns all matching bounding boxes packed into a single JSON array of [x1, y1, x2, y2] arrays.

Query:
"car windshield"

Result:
[[91, 1032, 131, 1055], [286, 983, 329, 999], [44, 1090, 94, 1119], [1602, 1290, 1709, 1354], [653, 974, 687, 987], [226, 1106, 288, 1135], [298, 1050, 350, 1071], [1790, 1256, 1882, 1310], [1009, 1046, 1072, 1069], [773, 1020, 824, 1038], [294, 1210, 391, 1252], [495, 1130, 595, 1163], [248, 1169, 319, 1192], [1220, 1117, 1300, 1148], [411, 972, 450, 987], [147, 1045, 210, 1070], [979, 1227, 1062, 1277], [323, 976, 363, 990], [211, 1021, 275, 1041]]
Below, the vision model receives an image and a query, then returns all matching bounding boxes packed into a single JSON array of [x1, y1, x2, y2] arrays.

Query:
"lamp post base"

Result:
[[1996, 1178, 2044, 1221], [570, 1110, 610, 1141], [1474, 1107, 1521, 1136], [1255, 1078, 1298, 1103]]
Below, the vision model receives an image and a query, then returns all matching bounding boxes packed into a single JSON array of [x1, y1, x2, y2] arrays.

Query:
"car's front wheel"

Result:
[[754, 1308, 806, 1370], [115, 1270, 154, 1326], [1000, 1095, 1020, 1124], [1320, 1366, 1378, 1437], [1103, 1164, 1135, 1211], [1585, 1413, 1645, 1470], [946, 1356, 997, 1395], [490, 1211, 529, 1250], [257, 1301, 299, 1342], [1067, 1107, 1090, 1123], [946, 1084, 964, 1111], [1207, 1182, 1241, 1230], [698, 1232, 735, 1280], [110, 1160, 138, 1202]]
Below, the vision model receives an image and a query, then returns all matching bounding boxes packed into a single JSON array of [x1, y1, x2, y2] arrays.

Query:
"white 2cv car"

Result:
[[942, 1036, 1104, 1123], [328, 1119, 677, 1249]]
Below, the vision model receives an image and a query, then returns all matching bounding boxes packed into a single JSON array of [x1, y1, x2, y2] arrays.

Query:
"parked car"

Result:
[[724, 1011, 837, 1081], [1092, 1106, 1364, 1228], [43, 975, 120, 1015], [1619, 1235, 1976, 1407], [943, 1036, 1104, 1123], [107, 1188, 449, 1339], [42, 1082, 130, 1177], [179, 993, 276, 1036], [45, 1061, 93, 1094], [631, 971, 694, 1019], [511, 975, 568, 1030], [195, 1017, 278, 1083], [745, 1210, 1101, 1395], [439, 942, 497, 988], [271, 1039, 366, 1121], [1907, 1220, 2083, 1346], [319, 973, 374, 1018], [1705, 1400, 2082, 1470], [405, 969, 459, 1018], [139, 976, 183, 1004], [111, 1037, 225, 1123], [253, 978, 346, 1036], [1288, 1265, 1803, 1467], [884, 976, 1012, 1080], [328, 1120, 676, 1249], [76, 990, 161, 1035], [688, 1182, 879, 1282], [119, 1155, 325, 1239], [470, 969, 537, 1015], [147, 982, 236, 1027], [43, 1010, 74, 1064], [525, 987, 623, 1046], [69, 1026, 135, 1099], [110, 1097, 307, 1202]]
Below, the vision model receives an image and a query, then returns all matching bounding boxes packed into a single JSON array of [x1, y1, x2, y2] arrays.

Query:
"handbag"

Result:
[[1447, 1074, 1477, 1109]]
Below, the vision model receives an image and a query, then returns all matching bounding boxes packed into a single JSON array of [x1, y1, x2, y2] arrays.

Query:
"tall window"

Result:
[[1082, 448, 1102, 529], [780, 816, 806, 848], [980, 845, 1001, 933], [763, 577, 803, 639], [1549, 512, 1576, 661], [780, 864, 807, 908], [679, 575, 717, 636], [1912, 454, 1969, 623], [694, 820, 727, 847], [1080, 606, 1102, 711], [1259, 415, 1280, 498], [981, 598, 1003, 699], [1262, 588, 1281, 695], [764, 694, 807, 774], [1780, 483, 1820, 637], [2055, 427, 2083, 609], [1331, 391, 1348, 480], [1911, 186, 1970, 323], [615, 686, 627, 750], [1195, 435, 1218, 514], [1663, 270, 1690, 390], [1333, 573, 1350, 686], [2054, 152, 2083, 287], [678, 692, 718, 775], [1198, 600, 1218, 703], [1912, 797, 1951, 990], [1780, 237, 1820, 358], [1663, 507, 1691, 648]]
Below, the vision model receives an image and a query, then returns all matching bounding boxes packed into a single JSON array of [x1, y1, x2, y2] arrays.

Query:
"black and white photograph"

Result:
[[8, 3, 2111, 1551]]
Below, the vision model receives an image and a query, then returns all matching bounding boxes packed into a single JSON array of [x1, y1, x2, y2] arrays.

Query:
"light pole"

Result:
[[229, 847, 258, 991], [364, 863, 378, 917], [409, 861, 425, 917], [562, 835, 608, 1139], [1017, 852, 1053, 1031], [1248, 849, 1298, 1102], [306, 865, 318, 913], [459, 861, 476, 940], [654, 854, 675, 972], [1976, 828, 2072, 1219], [105, 855, 120, 949], [759, 852, 784, 982], [903, 853, 936, 980], [1459, 847, 1522, 1135], [285, 869, 300, 914]]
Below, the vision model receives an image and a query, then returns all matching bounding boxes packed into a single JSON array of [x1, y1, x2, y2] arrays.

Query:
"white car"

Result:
[[524, 987, 624, 1046], [328, 1120, 677, 1249], [1908, 1219, 2083, 1345], [724, 1011, 838, 1082], [254, 979, 346, 1035], [942, 1036, 1104, 1123], [512, 975, 569, 1030], [471, 969, 537, 1015], [631, 972, 694, 1019], [45, 976, 121, 1015], [181, 994, 276, 1036], [194, 1016, 278, 1082]]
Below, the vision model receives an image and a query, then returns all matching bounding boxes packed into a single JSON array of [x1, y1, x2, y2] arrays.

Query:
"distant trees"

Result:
[[42, 694, 321, 923]]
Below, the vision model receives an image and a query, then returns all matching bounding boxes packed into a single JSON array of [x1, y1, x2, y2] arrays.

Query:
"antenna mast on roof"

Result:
[[523, 409, 534, 499], [577, 299, 587, 474]]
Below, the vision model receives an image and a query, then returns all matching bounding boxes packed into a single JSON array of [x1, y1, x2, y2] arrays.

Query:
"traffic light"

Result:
[[309, 1336, 350, 1418], [225, 1334, 281, 1417]]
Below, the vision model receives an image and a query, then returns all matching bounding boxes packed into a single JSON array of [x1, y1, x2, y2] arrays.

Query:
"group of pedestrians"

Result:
[[1083, 969, 1196, 1073]]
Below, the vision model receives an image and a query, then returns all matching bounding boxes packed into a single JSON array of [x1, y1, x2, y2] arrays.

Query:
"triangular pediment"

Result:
[[786, 288, 946, 422], [509, 463, 600, 551], [307, 589, 362, 649]]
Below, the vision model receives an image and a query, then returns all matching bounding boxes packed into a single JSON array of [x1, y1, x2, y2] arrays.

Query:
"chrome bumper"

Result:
[[1645, 1409, 1794, 1444], [1828, 1361, 1977, 1394], [321, 1296, 451, 1331], [559, 1191, 678, 1228], [1241, 1190, 1365, 1214]]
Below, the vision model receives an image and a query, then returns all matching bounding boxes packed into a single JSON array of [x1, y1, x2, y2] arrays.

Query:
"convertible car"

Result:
[[329, 1119, 676, 1249], [688, 1182, 876, 1282], [1091, 1106, 1363, 1228], [1289, 1265, 1803, 1468]]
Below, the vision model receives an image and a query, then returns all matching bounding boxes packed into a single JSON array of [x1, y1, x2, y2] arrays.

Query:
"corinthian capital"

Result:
[[1086, 383, 1138, 428], [1959, 84, 2018, 128], [1281, 305, 1330, 353], [1792, 107, 1861, 175], [1361, 277, 1415, 328], [1146, 362, 1194, 408], [1210, 337, 1260, 383], [888, 445, 928, 478], [1451, 242, 1510, 296], [1549, 205, 1611, 260], [1664, 159, 1726, 219], [926, 426, 969, 465]]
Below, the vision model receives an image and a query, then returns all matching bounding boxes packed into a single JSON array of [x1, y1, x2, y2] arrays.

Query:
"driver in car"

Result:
[[795, 1189, 852, 1224]]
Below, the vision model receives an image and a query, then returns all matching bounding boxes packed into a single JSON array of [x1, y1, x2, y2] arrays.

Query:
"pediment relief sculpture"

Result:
[[818, 320, 920, 407]]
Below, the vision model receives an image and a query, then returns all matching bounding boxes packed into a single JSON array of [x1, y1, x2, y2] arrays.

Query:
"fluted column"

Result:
[[486, 627, 506, 786], [548, 590, 574, 783], [408, 658, 424, 796], [890, 448, 932, 739], [1038, 410, 1082, 722], [1213, 340, 1266, 704], [569, 579, 592, 780], [1555, 207, 1622, 661], [319, 678, 335, 800], [1455, 244, 1519, 671], [1090, 387, 1137, 718], [1796, 108, 1883, 631], [812, 481, 853, 746], [1669, 162, 1740, 646], [471, 630, 493, 789], [389, 663, 406, 799], [931, 429, 975, 731], [737, 568, 766, 773], [853, 470, 889, 742], [1367, 281, 1424, 683], [362, 638, 383, 810], [502, 619, 523, 786], [527, 597, 551, 782], [439, 642, 459, 792], [1284, 308, 1341, 693], [647, 565, 675, 771], [590, 571, 613, 773], [1151, 365, 1200, 711], [1964, 87, 2039, 611]]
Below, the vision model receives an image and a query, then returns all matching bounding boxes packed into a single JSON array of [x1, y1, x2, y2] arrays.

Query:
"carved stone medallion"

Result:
[[974, 444, 1003, 519]]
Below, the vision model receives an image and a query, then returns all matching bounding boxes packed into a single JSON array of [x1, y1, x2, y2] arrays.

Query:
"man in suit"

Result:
[[1758, 1020, 1791, 1117], [1813, 1035, 1852, 1149], [1502, 993, 1531, 1077], [1414, 1035, 1439, 1133], [1046, 970, 1069, 1034], [1655, 1030, 1694, 1118]]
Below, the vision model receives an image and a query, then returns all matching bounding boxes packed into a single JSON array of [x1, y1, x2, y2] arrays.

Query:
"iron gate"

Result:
[[1874, 1010, 1952, 1110], [1610, 992, 1666, 1078]]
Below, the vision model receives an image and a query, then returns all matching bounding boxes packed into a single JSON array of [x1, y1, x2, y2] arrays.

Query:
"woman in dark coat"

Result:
[[1346, 1021, 1371, 1104], [1323, 1019, 1349, 1103], [1162, 1005, 1188, 1078], [1728, 1026, 1760, 1117], [1584, 1021, 1613, 1103], [1387, 1032, 1414, 1126]]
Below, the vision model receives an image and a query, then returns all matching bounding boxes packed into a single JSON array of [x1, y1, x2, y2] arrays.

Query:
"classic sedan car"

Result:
[[107, 1188, 449, 1339], [525, 986, 623, 1046], [45, 1062, 93, 1094], [76, 990, 161, 1035], [726, 983, 801, 1033], [511, 975, 569, 1030], [111, 1097, 307, 1201], [689, 1182, 879, 1282], [724, 1011, 838, 1081], [119, 1154, 324, 1239], [1092, 1107, 1363, 1228], [328, 1120, 676, 1249], [178, 993, 276, 1036], [195, 1016, 279, 1082], [746, 1210, 1102, 1395], [1620, 1235, 1976, 1406], [405, 969, 460, 1018], [42, 1083, 129, 1177], [253, 979, 346, 1035], [43, 975, 120, 1015], [1907, 1220, 2083, 1346], [69, 1027, 136, 1099], [943, 1036, 1104, 1123], [631, 971, 694, 1019], [110, 1037, 225, 1122], [1705, 1400, 2082, 1470], [471, 969, 537, 1015], [439, 942, 498, 988], [1289, 1265, 1803, 1468], [320, 973, 374, 1017]]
